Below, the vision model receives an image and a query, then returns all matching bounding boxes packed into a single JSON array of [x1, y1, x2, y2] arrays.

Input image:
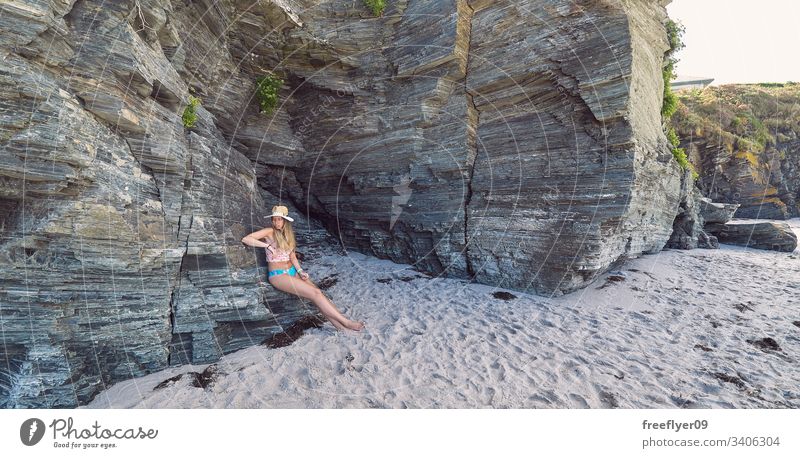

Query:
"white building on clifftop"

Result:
[[672, 75, 715, 91]]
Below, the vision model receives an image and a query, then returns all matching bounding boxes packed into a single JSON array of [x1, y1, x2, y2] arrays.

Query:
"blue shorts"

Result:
[[268, 265, 297, 278]]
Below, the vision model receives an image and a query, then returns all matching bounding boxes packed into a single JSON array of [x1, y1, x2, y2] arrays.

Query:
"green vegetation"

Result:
[[669, 83, 800, 181], [661, 19, 684, 121], [667, 126, 697, 180], [755, 82, 797, 88], [661, 19, 697, 178], [182, 95, 201, 128], [363, 0, 386, 16], [671, 83, 800, 147], [730, 112, 771, 149], [255, 74, 284, 116], [662, 77, 679, 121]]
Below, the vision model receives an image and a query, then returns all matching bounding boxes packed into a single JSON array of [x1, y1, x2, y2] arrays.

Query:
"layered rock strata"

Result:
[[1, 0, 682, 406], [0, 0, 328, 407], [286, 0, 682, 295]]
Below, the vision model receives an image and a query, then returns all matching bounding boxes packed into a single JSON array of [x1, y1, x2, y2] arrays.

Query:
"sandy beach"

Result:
[[82, 219, 800, 409]]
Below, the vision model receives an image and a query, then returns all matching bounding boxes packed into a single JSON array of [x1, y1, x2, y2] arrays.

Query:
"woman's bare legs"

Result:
[[299, 276, 365, 331], [269, 273, 364, 331], [313, 292, 364, 331]]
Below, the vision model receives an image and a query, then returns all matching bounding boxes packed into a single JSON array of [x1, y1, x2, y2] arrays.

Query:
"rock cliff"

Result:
[[279, 0, 682, 294], [1, 0, 681, 407], [670, 83, 800, 219]]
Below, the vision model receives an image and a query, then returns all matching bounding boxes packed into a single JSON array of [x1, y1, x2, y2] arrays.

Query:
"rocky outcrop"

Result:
[[699, 198, 739, 224], [1, 0, 683, 406], [705, 221, 798, 252], [666, 170, 718, 250], [663, 172, 796, 252], [671, 83, 800, 219]]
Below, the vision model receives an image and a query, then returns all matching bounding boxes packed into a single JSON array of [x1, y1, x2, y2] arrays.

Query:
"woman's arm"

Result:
[[241, 228, 272, 249], [290, 251, 305, 276]]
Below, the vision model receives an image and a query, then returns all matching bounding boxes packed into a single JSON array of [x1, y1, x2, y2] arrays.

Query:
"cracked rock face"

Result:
[[1, 0, 681, 406], [0, 0, 324, 407], [284, 0, 681, 294]]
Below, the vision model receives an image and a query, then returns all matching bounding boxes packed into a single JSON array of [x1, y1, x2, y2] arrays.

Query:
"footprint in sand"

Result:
[[569, 393, 591, 408]]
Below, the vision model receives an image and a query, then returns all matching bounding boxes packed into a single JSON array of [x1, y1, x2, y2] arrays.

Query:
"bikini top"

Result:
[[264, 236, 292, 262]]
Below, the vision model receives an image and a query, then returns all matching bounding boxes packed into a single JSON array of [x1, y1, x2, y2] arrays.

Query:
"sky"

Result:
[[666, 0, 800, 85]]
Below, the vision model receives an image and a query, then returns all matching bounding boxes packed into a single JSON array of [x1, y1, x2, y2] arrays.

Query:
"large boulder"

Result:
[[705, 221, 798, 252], [699, 198, 740, 224]]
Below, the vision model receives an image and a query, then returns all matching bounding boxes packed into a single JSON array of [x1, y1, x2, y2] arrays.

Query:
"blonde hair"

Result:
[[270, 217, 296, 252]]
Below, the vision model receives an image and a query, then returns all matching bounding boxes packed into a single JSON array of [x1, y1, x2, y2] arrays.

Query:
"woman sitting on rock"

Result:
[[241, 205, 365, 332]]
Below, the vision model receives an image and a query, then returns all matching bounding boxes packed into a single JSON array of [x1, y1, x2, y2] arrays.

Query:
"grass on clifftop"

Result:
[[671, 83, 800, 159]]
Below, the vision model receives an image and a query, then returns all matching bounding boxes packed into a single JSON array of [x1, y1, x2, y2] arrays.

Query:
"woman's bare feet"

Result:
[[326, 316, 349, 331], [325, 315, 363, 332], [346, 320, 366, 331]]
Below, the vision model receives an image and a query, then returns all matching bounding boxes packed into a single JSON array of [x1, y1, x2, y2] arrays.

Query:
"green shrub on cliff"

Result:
[[667, 126, 698, 180], [363, 0, 386, 16], [662, 81, 678, 121], [672, 146, 695, 178], [662, 20, 684, 121], [661, 19, 694, 177], [255, 74, 283, 116], [182, 95, 201, 128]]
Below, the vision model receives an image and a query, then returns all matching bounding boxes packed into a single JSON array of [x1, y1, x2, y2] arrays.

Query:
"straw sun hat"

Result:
[[267, 205, 294, 222]]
